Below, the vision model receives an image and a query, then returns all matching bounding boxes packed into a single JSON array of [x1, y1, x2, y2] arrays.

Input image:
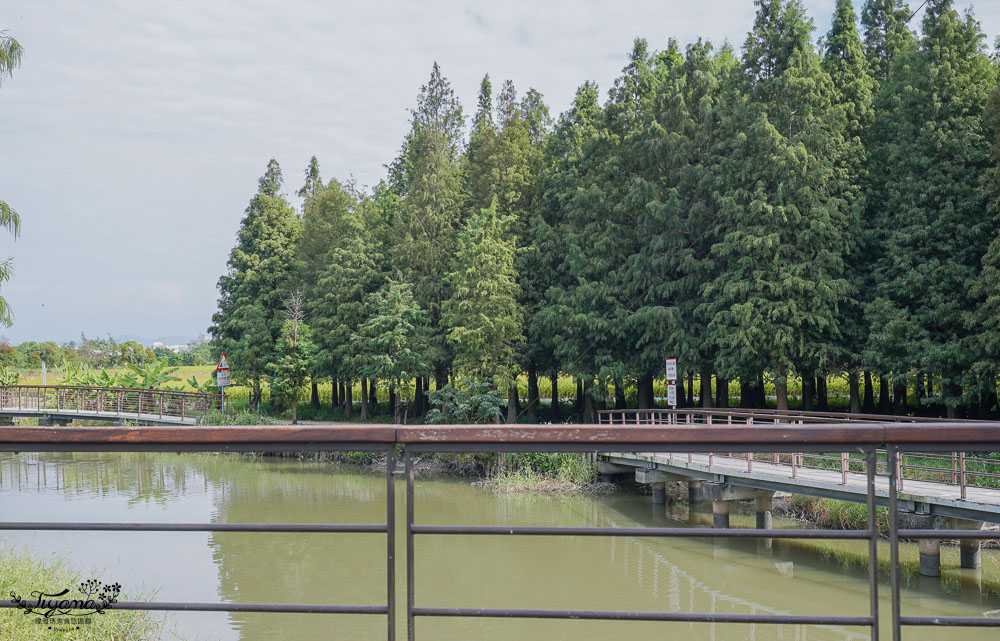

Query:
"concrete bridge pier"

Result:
[[901, 513, 987, 577], [688, 481, 706, 504], [634, 468, 690, 505], [702, 483, 777, 531]]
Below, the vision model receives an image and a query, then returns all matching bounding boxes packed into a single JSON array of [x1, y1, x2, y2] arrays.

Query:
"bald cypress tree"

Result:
[[629, 41, 736, 408], [704, 0, 852, 410], [870, 0, 996, 416], [389, 63, 465, 395], [824, 0, 874, 412], [211, 159, 301, 411]]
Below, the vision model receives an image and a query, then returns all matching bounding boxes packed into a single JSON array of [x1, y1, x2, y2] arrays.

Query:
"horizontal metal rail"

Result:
[[0, 419, 996, 641], [0, 522, 385, 532]]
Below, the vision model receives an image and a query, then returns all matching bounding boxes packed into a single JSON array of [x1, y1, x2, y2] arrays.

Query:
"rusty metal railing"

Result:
[[0, 421, 995, 640], [0, 385, 223, 423]]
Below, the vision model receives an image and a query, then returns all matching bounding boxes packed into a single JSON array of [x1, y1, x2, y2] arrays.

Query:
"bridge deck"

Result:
[[604, 451, 1000, 522], [0, 406, 199, 426]]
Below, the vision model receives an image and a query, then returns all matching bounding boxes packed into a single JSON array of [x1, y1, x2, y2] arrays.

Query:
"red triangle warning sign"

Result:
[[216, 353, 230, 370]]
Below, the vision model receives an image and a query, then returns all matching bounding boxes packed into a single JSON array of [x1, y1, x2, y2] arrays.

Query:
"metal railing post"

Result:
[[888, 445, 901, 641], [386, 447, 396, 641], [866, 447, 880, 641], [406, 447, 415, 641], [960, 451, 967, 500]]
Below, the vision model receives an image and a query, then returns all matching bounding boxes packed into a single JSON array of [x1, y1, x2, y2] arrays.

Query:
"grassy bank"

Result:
[[0, 547, 163, 640]]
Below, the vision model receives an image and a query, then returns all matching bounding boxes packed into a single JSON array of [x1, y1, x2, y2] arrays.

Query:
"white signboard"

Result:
[[667, 383, 677, 408], [665, 357, 678, 382], [216, 369, 231, 388]]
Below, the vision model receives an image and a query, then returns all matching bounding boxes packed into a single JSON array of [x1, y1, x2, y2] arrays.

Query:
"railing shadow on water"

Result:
[[0, 416, 996, 640]]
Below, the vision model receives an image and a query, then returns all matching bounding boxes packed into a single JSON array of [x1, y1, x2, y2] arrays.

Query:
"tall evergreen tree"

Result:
[[442, 201, 523, 408], [211, 159, 301, 410], [704, 0, 852, 409], [824, 0, 875, 411], [869, 0, 996, 415], [389, 63, 465, 392], [296, 156, 323, 212]]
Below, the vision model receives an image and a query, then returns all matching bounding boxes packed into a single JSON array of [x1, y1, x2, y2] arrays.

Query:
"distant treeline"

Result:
[[0, 334, 214, 371], [211, 0, 1000, 421]]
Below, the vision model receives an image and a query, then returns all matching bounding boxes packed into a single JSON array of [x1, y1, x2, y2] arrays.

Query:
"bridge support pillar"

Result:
[[919, 539, 941, 577], [651, 482, 666, 505], [756, 496, 773, 530], [961, 539, 981, 570], [712, 500, 730, 529], [688, 481, 705, 504]]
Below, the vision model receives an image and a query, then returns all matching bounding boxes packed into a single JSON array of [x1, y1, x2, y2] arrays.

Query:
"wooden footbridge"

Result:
[[0, 385, 223, 425], [598, 408, 1000, 522]]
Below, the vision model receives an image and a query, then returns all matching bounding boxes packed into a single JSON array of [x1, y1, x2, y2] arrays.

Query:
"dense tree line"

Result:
[[212, 0, 1000, 421]]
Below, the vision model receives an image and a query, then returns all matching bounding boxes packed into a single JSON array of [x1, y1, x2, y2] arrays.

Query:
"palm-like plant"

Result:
[[0, 31, 23, 326]]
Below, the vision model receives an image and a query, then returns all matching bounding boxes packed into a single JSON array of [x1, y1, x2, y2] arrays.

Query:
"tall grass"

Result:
[[0, 547, 164, 640]]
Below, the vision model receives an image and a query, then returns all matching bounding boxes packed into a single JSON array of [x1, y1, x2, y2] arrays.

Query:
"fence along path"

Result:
[[0, 385, 223, 425]]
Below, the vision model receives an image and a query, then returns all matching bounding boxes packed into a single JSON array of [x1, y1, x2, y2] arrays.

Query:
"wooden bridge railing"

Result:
[[597, 408, 1000, 500], [0, 385, 224, 423]]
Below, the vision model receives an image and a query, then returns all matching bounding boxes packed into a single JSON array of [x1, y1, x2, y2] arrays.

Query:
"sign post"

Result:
[[665, 357, 678, 410], [216, 353, 230, 414]]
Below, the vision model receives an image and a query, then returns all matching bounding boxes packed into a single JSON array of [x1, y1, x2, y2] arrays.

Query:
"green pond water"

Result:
[[0, 452, 996, 641]]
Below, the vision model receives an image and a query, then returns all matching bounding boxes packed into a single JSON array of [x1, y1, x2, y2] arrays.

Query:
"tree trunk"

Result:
[[332, 379, 340, 410], [310, 381, 320, 409], [340, 380, 347, 409], [369, 379, 377, 415], [817, 376, 828, 411], [344, 381, 353, 420], [637, 373, 653, 409], [507, 386, 519, 424], [676, 376, 686, 409], [614, 382, 626, 410], [388, 386, 396, 419], [252, 378, 262, 413], [893, 381, 907, 415], [575, 379, 584, 418], [435, 367, 448, 392], [686, 372, 694, 407], [862, 371, 874, 413], [802, 376, 815, 411], [700, 367, 712, 408], [527, 364, 539, 422], [981, 376, 997, 419], [848, 371, 860, 414], [740, 377, 751, 409], [776, 376, 788, 410], [756, 374, 766, 408], [291, 400, 298, 424], [878, 376, 890, 413], [414, 376, 423, 415], [583, 380, 595, 423], [360, 377, 370, 421], [716, 377, 729, 409]]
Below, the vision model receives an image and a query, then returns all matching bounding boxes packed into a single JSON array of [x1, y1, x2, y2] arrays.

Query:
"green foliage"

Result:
[[425, 382, 505, 424], [867, 0, 996, 408], [353, 279, 430, 398], [60, 359, 180, 389], [0, 31, 23, 327], [442, 201, 522, 387], [211, 159, 301, 410], [267, 299, 317, 424]]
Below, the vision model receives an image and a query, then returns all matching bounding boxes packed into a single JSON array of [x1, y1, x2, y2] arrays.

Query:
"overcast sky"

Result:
[[0, 0, 997, 345]]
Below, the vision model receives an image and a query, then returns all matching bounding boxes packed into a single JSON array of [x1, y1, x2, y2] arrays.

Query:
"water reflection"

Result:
[[0, 453, 996, 640]]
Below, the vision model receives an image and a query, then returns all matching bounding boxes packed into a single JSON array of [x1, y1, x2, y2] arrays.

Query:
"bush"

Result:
[[425, 383, 505, 424]]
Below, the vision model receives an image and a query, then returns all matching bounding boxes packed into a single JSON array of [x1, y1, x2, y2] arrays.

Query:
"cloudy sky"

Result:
[[0, 0, 997, 345]]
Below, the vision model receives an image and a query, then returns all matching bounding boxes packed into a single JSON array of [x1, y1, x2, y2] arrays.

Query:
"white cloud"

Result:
[[0, 0, 997, 343]]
